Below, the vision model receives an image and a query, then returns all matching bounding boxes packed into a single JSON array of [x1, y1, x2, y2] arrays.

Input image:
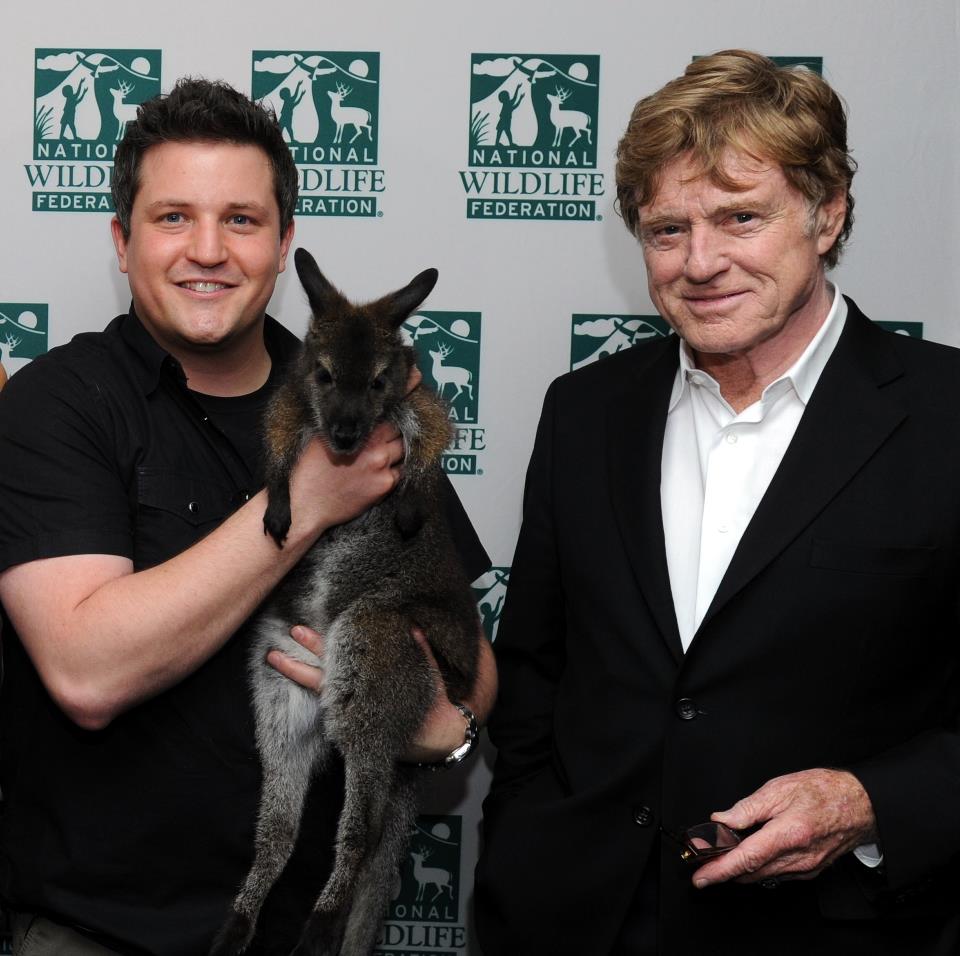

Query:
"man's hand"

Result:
[[268, 624, 497, 764], [286, 421, 404, 540], [692, 769, 878, 888]]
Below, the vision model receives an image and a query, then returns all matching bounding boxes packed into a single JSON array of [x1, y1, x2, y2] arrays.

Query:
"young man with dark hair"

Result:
[[0, 78, 495, 955]]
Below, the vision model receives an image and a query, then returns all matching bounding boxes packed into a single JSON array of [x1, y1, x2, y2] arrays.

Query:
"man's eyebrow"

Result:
[[143, 200, 272, 215]]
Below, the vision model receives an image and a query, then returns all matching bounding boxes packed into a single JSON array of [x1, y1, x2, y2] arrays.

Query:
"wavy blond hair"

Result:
[[615, 50, 856, 268]]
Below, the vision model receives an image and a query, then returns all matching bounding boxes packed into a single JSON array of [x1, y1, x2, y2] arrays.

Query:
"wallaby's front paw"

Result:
[[209, 910, 255, 956], [264, 495, 293, 547]]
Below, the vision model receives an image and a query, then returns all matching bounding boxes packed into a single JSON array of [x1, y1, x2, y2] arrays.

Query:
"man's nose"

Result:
[[188, 218, 228, 267], [683, 225, 729, 283]]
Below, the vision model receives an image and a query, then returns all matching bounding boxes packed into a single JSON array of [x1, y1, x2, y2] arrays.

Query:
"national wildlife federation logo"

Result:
[[460, 53, 604, 221], [472, 567, 510, 642], [402, 312, 485, 476], [571, 314, 670, 370], [28, 49, 161, 212], [876, 320, 923, 338], [0, 305, 49, 370], [378, 815, 465, 952], [252, 51, 383, 217]]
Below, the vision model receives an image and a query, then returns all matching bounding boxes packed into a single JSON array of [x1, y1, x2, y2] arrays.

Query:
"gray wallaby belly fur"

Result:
[[210, 249, 480, 956]]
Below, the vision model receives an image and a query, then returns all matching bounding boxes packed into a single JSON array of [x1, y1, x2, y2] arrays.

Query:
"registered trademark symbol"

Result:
[[477, 468, 484, 476], [377, 211, 383, 217], [596, 214, 603, 221]]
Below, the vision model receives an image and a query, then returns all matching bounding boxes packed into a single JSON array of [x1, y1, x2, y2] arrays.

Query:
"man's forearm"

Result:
[[1, 488, 316, 729]]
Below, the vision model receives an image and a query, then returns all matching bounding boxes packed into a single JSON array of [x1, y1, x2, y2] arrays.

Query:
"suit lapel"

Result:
[[606, 340, 685, 664], [698, 302, 906, 634]]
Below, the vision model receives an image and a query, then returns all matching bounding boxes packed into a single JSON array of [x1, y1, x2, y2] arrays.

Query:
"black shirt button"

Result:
[[675, 698, 698, 720], [187, 501, 200, 515], [633, 805, 654, 827]]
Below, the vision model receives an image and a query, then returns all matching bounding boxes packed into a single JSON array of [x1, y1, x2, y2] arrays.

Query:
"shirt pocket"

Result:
[[809, 538, 936, 577], [135, 467, 239, 566]]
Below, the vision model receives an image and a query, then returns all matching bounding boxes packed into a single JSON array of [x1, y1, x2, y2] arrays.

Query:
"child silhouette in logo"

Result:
[[495, 87, 524, 146], [59, 80, 87, 140], [278, 81, 305, 142]]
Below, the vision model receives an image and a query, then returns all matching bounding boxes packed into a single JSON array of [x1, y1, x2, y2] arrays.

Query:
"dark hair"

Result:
[[615, 50, 856, 269], [112, 77, 298, 237]]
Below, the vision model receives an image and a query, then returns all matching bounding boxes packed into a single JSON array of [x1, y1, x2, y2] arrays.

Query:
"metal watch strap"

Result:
[[415, 703, 479, 771]]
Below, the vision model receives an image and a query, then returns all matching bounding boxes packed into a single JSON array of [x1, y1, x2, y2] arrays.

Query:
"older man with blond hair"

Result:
[[476, 50, 960, 955]]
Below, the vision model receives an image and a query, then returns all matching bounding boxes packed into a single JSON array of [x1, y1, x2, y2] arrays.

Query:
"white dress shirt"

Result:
[[659, 287, 881, 867]]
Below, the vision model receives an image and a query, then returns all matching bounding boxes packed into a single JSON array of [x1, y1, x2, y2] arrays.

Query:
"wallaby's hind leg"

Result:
[[291, 609, 435, 956], [210, 671, 327, 956], [340, 769, 421, 956]]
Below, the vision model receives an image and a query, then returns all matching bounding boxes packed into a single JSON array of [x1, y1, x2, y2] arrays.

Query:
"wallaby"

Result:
[[211, 248, 481, 956]]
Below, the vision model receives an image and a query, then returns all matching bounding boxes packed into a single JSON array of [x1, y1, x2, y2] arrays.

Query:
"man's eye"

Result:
[[370, 376, 386, 392], [658, 224, 681, 236], [733, 212, 755, 224], [163, 212, 183, 223], [230, 214, 251, 226], [316, 368, 333, 385]]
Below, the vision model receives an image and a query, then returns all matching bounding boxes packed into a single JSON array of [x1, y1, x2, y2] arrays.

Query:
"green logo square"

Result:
[[571, 314, 670, 370], [0, 304, 49, 360], [34, 49, 161, 160], [469, 54, 599, 168], [252, 51, 379, 165]]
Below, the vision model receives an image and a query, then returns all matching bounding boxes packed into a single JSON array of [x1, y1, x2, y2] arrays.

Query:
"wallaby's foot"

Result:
[[290, 909, 347, 956], [209, 909, 255, 956]]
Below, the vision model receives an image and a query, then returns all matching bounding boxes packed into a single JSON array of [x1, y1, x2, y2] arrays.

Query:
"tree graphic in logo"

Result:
[[34, 50, 160, 157], [571, 314, 671, 370], [0, 305, 48, 362], [387, 815, 461, 924], [403, 312, 480, 425], [252, 51, 379, 161], [472, 567, 510, 642], [469, 54, 599, 166]]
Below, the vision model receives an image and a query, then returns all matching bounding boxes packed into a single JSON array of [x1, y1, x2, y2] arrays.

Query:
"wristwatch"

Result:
[[416, 703, 479, 771]]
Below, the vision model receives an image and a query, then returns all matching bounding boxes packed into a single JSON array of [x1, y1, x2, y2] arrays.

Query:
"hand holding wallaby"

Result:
[[210, 249, 481, 956]]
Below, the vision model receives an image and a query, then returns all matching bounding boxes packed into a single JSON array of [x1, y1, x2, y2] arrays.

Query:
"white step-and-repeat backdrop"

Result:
[[2, 1, 958, 952]]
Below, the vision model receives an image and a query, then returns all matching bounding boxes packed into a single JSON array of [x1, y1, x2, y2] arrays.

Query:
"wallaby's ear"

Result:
[[294, 248, 347, 318], [382, 268, 439, 329]]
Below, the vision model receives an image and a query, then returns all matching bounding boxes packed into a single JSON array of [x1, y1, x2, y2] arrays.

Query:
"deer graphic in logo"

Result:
[[327, 82, 373, 144], [108, 80, 139, 140], [427, 343, 474, 403], [409, 847, 454, 903], [545, 86, 592, 147]]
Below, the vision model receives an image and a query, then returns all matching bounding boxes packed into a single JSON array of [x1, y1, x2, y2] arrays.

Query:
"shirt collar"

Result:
[[668, 284, 847, 413], [118, 305, 302, 396]]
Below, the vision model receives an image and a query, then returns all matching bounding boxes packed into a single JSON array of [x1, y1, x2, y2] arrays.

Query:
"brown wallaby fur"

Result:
[[210, 248, 481, 956]]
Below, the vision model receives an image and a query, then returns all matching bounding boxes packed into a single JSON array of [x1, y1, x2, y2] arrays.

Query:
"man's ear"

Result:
[[278, 220, 295, 274], [110, 217, 129, 274], [815, 191, 847, 257]]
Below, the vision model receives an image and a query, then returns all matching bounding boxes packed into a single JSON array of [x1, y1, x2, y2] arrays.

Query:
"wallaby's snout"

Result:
[[329, 417, 363, 453]]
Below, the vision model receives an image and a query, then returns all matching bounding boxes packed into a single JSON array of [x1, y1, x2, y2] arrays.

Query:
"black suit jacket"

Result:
[[475, 299, 960, 955]]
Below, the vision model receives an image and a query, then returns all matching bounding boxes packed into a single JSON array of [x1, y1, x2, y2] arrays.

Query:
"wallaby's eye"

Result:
[[316, 368, 333, 385], [370, 376, 386, 392]]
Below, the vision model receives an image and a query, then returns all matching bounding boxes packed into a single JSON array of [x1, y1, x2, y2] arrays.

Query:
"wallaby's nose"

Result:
[[330, 421, 362, 452]]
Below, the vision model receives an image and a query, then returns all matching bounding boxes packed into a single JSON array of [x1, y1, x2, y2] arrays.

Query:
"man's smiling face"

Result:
[[111, 140, 293, 358], [637, 148, 845, 365]]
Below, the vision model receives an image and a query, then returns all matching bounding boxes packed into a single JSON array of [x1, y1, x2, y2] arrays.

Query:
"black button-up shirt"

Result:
[[0, 309, 489, 954]]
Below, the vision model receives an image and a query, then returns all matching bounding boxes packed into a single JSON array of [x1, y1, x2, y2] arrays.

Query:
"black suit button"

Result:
[[676, 698, 698, 720], [633, 805, 654, 827]]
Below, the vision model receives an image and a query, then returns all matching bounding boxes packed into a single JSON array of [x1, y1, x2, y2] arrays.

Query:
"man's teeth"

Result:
[[181, 281, 228, 293]]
